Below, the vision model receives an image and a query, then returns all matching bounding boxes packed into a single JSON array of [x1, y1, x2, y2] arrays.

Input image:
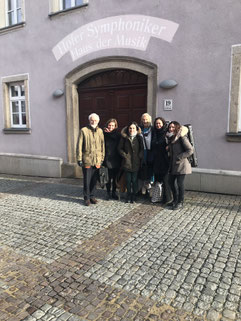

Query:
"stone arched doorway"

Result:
[[64, 56, 157, 177], [77, 69, 147, 130]]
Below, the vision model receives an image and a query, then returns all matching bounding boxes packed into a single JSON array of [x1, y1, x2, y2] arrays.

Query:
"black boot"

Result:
[[106, 191, 111, 200], [130, 193, 136, 204], [112, 190, 119, 200], [169, 198, 178, 209], [167, 200, 176, 208], [125, 193, 131, 203]]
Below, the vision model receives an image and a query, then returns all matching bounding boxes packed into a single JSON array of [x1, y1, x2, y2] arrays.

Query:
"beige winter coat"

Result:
[[168, 126, 193, 175], [76, 125, 105, 167]]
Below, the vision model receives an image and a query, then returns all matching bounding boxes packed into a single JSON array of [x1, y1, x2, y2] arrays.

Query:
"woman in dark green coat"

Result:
[[118, 122, 144, 203]]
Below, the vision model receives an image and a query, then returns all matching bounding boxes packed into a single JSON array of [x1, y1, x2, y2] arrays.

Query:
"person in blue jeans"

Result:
[[140, 113, 154, 196]]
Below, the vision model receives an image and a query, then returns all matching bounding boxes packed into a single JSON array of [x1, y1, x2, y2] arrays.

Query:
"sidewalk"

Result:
[[0, 174, 240, 321]]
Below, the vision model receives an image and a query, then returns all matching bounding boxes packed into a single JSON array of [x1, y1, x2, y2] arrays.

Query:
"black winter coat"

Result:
[[103, 129, 121, 169], [151, 127, 169, 176]]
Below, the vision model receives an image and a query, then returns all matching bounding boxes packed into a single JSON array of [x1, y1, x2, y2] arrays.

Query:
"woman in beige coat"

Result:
[[166, 121, 193, 210]]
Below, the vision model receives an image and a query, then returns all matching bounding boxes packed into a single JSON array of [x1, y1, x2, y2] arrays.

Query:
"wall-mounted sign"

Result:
[[52, 15, 179, 62], [163, 99, 173, 111]]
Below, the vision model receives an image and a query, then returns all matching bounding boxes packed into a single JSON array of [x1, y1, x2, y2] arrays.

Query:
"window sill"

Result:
[[0, 22, 25, 35], [3, 128, 31, 134], [226, 132, 241, 142], [49, 3, 88, 18]]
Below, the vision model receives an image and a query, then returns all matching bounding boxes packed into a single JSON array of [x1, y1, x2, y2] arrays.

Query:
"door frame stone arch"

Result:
[[65, 56, 157, 176]]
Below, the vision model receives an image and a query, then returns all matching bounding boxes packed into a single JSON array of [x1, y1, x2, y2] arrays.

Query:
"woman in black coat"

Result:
[[151, 117, 172, 204], [103, 118, 121, 200]]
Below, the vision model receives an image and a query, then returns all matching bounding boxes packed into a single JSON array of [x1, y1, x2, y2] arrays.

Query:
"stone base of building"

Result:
[[185, 168, 241, 196], [0, 155, 240, 195], [0, 153, 63, 178]]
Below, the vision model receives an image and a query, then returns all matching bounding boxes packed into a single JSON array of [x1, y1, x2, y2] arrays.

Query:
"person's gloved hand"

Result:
[[77, 161, 82, 167]]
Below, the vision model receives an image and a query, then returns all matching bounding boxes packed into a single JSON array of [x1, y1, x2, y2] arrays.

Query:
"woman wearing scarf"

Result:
[[103, 118, 121, 200], [166, 121, 193, 210], [151, 117, 172, 204], [139, 113, 154, 196]]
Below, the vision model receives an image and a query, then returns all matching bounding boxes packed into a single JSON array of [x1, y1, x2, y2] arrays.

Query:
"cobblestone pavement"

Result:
[[0, 175, 240, 321]]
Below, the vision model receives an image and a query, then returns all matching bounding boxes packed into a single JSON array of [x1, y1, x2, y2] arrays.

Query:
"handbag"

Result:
[[151, 182, 162, 203], [98, 166, 109, 188]]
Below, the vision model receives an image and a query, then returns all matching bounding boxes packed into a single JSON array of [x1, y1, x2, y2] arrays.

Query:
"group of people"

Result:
[[76, 112, 194, 210]]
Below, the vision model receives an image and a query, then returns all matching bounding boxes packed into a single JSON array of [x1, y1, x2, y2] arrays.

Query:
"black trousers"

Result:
[[82, 167, 99, 200], [106, 168, 119, 193], [169, 174, 186, 203]]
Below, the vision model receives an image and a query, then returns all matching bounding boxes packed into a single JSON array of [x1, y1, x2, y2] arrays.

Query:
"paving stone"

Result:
[[223, 309, 236, 320]]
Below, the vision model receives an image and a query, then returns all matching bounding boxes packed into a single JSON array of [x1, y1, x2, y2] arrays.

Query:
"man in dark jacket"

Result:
[[76, 113, 105, 206]]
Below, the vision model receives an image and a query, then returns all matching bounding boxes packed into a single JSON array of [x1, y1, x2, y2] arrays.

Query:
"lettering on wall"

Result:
[[52, 15, 179, 61]]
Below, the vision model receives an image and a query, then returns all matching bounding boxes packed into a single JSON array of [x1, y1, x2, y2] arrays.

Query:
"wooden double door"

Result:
[[78, 69, 147, 130]]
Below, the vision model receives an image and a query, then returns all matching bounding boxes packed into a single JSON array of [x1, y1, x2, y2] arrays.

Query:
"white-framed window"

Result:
[[6, 0, 22, 26], [227, 45, 241, 142], [0, 0, 25, 31], [2, 74, 30, 133], [49, 0, 88, 15], [61, 0, 84, 10], [9, 83, 26, 128]]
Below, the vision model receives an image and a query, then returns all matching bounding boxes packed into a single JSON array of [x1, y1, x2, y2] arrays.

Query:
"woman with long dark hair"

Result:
[[166, 121, 193, 210], [103, 118, 121, 200], [151, 117, 172, 204], [118, 121, 144, 203]]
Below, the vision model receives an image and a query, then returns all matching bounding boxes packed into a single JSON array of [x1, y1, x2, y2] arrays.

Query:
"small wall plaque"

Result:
[[163, 99, 173, 111]]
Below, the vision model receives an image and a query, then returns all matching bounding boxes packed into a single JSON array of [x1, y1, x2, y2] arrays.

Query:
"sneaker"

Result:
[[176, 202, 184, 209], [90, 198, 98, 204], [172, 202, 183, 210]]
